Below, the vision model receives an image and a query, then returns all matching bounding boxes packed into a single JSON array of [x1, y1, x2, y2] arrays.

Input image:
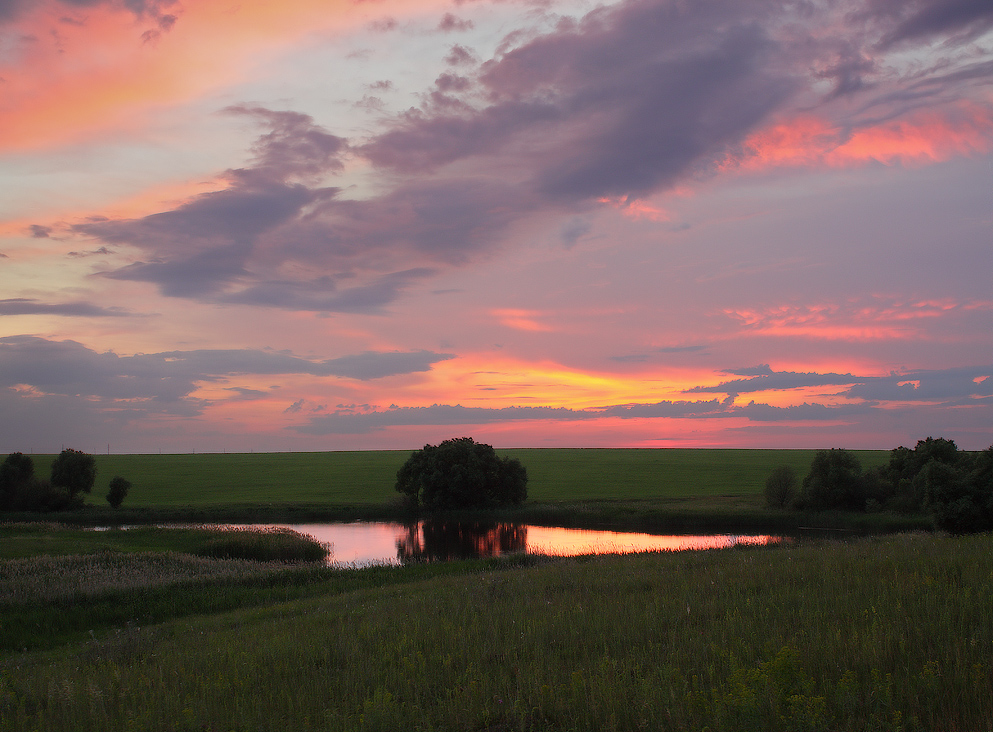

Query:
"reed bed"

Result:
[[193, 526, 330, 563], [0, 552, 279, 606], [2, 532, 991, 731]]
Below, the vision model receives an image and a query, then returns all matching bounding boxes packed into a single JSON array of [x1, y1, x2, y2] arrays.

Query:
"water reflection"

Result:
[[397, 520, 528, 562], [281, 521, 785, 567]]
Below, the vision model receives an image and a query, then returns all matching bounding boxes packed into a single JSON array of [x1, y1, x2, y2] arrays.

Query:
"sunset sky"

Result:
[[1, 0, 991, 454]]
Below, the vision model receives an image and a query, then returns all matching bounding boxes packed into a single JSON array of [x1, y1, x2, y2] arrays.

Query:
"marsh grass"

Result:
[[0, 551, 279, 605], [2, 533, 991, 731], [193, 526, 330, 562]]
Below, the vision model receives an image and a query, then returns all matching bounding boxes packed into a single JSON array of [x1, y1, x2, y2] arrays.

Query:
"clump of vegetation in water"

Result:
[[193, 527, 329, 562]]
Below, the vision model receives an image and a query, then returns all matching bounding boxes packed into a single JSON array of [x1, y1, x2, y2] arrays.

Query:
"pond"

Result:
[[254, 521, 787, 566]]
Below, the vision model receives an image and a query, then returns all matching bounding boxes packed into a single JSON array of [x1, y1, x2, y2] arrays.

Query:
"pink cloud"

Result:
[[724, 297, 993, 341], [727, 103, 993, 173]]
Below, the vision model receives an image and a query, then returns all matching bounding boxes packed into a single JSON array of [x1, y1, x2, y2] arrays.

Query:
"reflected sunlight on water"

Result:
[[273, 522, 786, 567]]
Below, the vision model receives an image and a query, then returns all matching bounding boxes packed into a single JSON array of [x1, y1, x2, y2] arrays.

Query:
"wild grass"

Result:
[[0, 551, 279, 605], [2, 532, 990, 731]]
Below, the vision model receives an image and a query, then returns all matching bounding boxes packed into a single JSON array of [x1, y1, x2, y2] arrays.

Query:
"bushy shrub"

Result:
[[106, 476, 132, 509], [764, 465, 797, 509], [395, 437, 528, 510]]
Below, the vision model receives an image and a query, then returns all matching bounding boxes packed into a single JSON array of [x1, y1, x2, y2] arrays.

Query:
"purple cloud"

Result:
[[0, 299, 133, 317], [438, 13, 473, 33], [0, 336, 455, 404], [61, 0, 993, 315], [866, 0, 993, 47]]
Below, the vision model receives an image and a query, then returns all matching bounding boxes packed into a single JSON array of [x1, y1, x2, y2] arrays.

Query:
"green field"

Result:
[[1, 528, 990, 731], [27, 448, 889, 506]]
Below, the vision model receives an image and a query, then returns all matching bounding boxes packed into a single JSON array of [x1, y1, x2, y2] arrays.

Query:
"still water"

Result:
[[261, 521, 785, 567]]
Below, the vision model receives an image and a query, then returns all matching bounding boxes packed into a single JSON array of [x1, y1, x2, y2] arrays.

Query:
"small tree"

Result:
[[764, 465, 797, 509], [106, 476, 131, 509], [395, 437, 528, 510], [50, 448, 97, 500]]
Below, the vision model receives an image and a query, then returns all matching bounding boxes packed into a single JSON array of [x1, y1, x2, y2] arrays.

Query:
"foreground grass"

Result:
[[2, 532, 990, 731], [27, 448, 889, 506]]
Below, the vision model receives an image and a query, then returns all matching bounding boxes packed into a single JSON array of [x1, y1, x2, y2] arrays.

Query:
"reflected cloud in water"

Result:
[[281, 522, 785, 567]]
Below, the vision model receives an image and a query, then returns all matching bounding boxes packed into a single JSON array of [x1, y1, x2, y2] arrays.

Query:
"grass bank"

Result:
[[2, 531, 990, 731]]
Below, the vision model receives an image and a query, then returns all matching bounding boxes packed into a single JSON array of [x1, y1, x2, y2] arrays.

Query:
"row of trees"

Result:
[[0, 449, 131, 512], [765, 437, 993, 533]]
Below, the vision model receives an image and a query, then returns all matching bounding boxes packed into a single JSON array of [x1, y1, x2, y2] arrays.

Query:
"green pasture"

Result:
[[2, 529, 990, 731], [28, 448, 889, 507]]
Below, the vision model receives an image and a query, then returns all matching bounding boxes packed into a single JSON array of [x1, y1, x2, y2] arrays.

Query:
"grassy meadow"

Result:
[[1, 527, 991, 731], [22, 448, 887, 509], [12, 447, 922, 533]]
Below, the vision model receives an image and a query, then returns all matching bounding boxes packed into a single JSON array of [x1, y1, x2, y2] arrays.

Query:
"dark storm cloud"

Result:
[[0, 298, 132, 317], [0, 336, 455, 402]]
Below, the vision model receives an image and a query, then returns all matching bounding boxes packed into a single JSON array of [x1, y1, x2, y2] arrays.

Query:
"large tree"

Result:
[[50, 448, 97, 500], [395, 437, 527, 510]]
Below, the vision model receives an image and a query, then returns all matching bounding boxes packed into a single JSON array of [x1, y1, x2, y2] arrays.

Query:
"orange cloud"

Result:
[[0, 0, 444, 153], [411, 353, 713, 411], [729, 103, 993, 172], [491, 309, 555, 332]]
